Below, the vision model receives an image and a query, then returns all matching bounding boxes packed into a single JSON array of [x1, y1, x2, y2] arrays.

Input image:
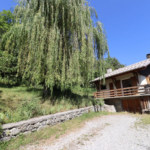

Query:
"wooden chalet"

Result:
[[91, 54, 150, 114]]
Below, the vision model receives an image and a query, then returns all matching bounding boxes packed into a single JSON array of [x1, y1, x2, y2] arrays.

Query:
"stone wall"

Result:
[[105, 99, 123, 112], [0, 104, 115, 142]]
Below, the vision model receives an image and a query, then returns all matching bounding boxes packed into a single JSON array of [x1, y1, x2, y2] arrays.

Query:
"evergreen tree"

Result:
[[105, 56, 126, 71], [0, 10, 18, 85], [1, 0, 108, 95], [0, 10, 14, 40]]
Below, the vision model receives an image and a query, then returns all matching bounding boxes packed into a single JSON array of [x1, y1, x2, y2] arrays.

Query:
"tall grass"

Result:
[[0, 85, 95, 124]]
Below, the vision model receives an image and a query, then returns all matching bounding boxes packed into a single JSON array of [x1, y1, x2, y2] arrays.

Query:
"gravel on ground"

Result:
[[22, 114, 150, 150]]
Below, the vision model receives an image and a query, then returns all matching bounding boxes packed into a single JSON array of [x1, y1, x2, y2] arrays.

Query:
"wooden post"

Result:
[[140, 97, 143, 114], [133, 99, 136, 114], [127, 100, 130, 112], [147, 96, 150, 109], [143, 97, 147, 110]]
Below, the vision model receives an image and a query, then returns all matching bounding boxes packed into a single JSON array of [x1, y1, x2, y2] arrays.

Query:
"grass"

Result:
[[0, 85, 96, 124], [134, 114, 150, 128], [0, 111, 110, 150], [140, 115, 150, 125]]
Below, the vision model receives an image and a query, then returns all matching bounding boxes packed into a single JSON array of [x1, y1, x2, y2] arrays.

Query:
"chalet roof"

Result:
[[91, 58, 150, 82]]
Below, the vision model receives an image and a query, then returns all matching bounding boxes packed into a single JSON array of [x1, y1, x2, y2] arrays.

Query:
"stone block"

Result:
[[34, 122, 40, 128], [41, 121, 46, 125], [27, 125, 34, 131], [60, 116, 65, 121], [32, 129, 37, 132], [20, 125, 28, 132], [46, 119, 52, 125], [23, 131, 31, 135], [37, 125, 46, 131], [10, 128, 20, 136], [4, 130, 11, 136], [1, 136, 11, 141], [103, 104, 116, 113]]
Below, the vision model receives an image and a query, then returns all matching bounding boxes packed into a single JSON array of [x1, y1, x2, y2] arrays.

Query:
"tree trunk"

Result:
[[43, 83, 48, 99]]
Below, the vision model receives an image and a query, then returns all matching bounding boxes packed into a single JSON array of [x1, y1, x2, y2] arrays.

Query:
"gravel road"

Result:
[[24, 114, 150, 150]]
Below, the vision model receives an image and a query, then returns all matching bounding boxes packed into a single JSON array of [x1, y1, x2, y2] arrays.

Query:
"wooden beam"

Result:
[[133, 72, 139, 84], [140, 97, 143, 114], [111, 77, 117, 88], [147, 96, 150, 109], [133, 99, 136, 114]]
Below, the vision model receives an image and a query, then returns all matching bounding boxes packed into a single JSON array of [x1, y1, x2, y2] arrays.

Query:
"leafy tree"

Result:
[[105, 56, 126, 71], [0, 10, 14, 39], [94, 56, 125, 78], [0, 49, 20, 85], [1, 0, 108, 96], [0, 10, 18, 85]]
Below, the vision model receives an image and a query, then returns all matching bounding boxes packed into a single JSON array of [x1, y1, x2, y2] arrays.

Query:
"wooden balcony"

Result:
[[94, 85, 150, 99]]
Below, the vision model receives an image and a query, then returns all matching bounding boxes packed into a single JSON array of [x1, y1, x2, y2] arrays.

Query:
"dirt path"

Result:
[[22, 114, 150, 150]]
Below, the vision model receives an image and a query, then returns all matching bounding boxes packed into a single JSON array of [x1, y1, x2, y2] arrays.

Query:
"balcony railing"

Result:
[[94, 85, 150, 99]]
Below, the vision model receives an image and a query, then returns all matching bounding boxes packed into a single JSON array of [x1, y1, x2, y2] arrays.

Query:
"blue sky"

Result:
[[1, 0, 150, 66]]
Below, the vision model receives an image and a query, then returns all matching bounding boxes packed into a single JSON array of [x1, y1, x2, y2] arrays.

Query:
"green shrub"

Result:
[[90, 98, 104, 106], [13, 98, 43, 122], [90, 98, 104, 112], [0, 123, 3, 136], [97, 99, 104, 106], [0, 113, 5, 124], [1, 98, 44, 123]]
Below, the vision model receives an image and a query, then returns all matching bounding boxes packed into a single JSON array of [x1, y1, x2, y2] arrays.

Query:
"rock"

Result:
[[34, 122, 40, 128], [69, 114, 74, 119], [20, 125, 28, 132], [2, 121, 27, 130], [46, 119, 52, 125], [0, 136, 11, 141], [37, 126, 46, 131], [54, 118, 60, 123], [4, 130, 11, 136], [41, 121, 46, 126], [60, 116, 65, 121], [10, 128, 20, 136], [103, 104, 116, 112], [32, 129, 37, 132], [27, 125, 34, 131], [23, 131, 31, 135]]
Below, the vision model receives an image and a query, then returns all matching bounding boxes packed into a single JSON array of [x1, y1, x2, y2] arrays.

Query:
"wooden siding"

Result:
[[122, 99, 141, 113]]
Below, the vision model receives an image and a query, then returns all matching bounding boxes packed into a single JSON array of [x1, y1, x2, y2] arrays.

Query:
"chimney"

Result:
[[146, 54, 150, 59], [107, 68, 112, 74]]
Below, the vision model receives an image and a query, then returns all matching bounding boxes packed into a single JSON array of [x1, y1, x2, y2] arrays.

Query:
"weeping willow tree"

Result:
[[1, 0, 108, 95]]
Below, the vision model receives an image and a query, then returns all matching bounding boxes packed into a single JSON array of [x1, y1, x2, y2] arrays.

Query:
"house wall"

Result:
[[99, 73, 148, 92], [138, 75, 147, 85]]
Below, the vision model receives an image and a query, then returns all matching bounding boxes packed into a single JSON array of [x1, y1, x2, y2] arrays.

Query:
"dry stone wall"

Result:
[[0, 104, 116, 142]]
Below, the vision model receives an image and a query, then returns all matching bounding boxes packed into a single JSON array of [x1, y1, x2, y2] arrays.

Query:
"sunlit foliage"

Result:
[[1, 0, 108, 94]]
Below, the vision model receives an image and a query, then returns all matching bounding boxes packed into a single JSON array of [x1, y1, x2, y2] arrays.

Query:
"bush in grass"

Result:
[[91, 98, 104, 106], [90, 98, 104, 112], [5, 98, 44, 123], [90, 98, 97, 106], [97, 99, 104, 107], [0, 123, 3, 137], [0, 113, 5, 124], [16, 98, 43, 120]]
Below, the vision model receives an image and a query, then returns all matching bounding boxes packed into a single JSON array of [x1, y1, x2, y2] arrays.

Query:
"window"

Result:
[[122, 79, 132, 88], [101, 85, 106, 90]]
